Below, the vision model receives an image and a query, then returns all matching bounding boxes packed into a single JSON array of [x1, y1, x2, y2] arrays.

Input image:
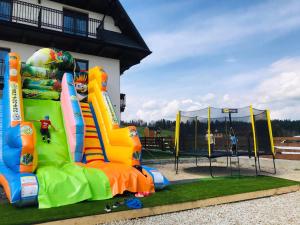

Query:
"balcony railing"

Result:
[[0, 0, 104, 38], [140, 137, 175, 152]]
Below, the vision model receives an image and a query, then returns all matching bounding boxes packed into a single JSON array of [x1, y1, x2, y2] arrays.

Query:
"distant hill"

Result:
[[122, 119, 300, 137], [272, 120, 300, 137]]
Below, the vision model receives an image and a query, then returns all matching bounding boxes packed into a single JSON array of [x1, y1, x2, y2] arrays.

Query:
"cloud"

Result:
[[223, 94, 230, 102], [129, 98, 205, 121], [141, 0, 300, 68], [122, 57, 300, 121], [257, 72, 300, 102], [218, 57, 300, 119], [252, 58, 300, 119], [199, 93, 215, 102], [142, 100, 162, 110]]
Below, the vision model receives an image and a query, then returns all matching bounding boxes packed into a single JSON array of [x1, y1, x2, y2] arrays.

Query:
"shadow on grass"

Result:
[[183, 165, 256, 177]]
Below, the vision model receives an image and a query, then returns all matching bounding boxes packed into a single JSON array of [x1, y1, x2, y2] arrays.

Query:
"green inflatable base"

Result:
[[23, 99, 112, 208]]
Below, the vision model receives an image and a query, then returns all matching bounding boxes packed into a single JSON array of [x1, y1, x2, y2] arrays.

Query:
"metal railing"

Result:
[[0, 59, 4, 84], [0, 0, 103, 38]]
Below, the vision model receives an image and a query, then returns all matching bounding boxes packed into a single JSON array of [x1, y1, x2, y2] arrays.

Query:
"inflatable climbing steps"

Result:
[[80, 102, 105, 162]]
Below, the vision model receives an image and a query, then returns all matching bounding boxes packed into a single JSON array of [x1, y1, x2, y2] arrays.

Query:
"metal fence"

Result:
[[0, 0, 103, 38], [140, 137, 175, 152], [274, 137, 300, 147]]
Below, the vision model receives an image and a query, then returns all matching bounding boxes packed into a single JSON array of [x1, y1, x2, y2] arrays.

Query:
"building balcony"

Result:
[[0, 0, 103, 39], [0, 0, 151, 73]]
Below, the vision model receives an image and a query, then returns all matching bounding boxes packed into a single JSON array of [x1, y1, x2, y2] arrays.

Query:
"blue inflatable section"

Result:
[[3, 124, 23, 172], [142, 165, 169, 190], [65, 73, 85, 162], [0, 55, 38, 206], [0, 99, 2, 162]]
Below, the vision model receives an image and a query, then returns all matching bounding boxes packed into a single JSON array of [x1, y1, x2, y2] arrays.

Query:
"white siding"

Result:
[[0, 40, 121, 117]]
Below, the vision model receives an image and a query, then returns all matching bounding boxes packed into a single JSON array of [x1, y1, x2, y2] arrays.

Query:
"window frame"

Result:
[[0, 47, 11, 62], [0, 47, 10, 54], [63, 8, 89, 37], [0, 0, 13, 22], [75, 58, 89, 72], [0, 47, 10, 84]]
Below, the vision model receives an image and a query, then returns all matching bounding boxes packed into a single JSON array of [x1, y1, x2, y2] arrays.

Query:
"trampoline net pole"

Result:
[[207, 107, 211, 157], [250, 105, 258, 158], [175, 111, 181, 158], [174, 112, 178, 153], [195, 116, 197, 153], [266, 110, 275, 157]]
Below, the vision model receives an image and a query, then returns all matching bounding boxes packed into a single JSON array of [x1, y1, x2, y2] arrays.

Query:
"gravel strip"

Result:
[[149, 158, 300, 182], [105, 192, 300, 225]]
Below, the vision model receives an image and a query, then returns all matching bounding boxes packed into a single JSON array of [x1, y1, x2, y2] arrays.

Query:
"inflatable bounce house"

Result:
[[0, 49, 168, 208]]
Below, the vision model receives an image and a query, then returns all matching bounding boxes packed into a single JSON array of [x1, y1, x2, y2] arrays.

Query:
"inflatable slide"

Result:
[[0, 49, 168, 208]]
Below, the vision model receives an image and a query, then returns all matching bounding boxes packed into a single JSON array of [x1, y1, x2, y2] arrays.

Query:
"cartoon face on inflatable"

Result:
[[75, 82, 88, 93], [74, 73, 88, 94]]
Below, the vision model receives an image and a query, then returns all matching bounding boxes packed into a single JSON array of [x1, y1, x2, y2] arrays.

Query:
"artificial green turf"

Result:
[[142, 149, 174, 160], [0, 176, 298, 225]]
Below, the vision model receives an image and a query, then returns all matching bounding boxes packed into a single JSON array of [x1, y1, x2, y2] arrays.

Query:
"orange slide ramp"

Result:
[[79, 103, 154, 196], [79, 161, 154, 196]]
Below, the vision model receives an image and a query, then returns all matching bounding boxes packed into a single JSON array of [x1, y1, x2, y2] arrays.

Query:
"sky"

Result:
[[119, 0, 300, 122]]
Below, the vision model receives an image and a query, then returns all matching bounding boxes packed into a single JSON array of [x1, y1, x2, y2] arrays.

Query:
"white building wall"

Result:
[[0, 40, 121, 117]]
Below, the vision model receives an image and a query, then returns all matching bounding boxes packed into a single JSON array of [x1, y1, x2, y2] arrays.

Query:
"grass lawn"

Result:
[[0, 176, 298, 225], [136, 126, 145, 136], [141, 149, 194, 160], [142, 149, 174, 160]]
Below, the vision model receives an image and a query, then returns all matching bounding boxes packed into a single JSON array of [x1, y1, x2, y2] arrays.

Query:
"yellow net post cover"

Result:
[[249, 105, 258, 157], [195, 116, 197, 152], [266, 110, 275, 156], [175, 111, 181, 157], [207, 107, 211, 157]]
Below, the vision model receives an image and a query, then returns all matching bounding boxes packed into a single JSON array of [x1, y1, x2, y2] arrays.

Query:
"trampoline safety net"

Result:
[[175, 106, 275, 159]]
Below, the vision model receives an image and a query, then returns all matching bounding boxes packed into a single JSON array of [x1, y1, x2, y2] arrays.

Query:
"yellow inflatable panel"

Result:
[[88, 67, 142, 166]]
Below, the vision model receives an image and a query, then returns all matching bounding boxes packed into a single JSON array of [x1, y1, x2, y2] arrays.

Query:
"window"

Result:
[[0, 48, 10, 82], [0, 0, 12, 21], [75, 59, 89, 72], [63, 9, 88, 37]]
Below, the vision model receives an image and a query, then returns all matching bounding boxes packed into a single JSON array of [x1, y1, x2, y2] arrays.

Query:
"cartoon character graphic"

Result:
[[26, 48, 59, 69], [74, 72, 88, 102]]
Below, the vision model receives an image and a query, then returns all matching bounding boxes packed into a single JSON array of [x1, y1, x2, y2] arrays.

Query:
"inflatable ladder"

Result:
[[80, 102, 105, 162]]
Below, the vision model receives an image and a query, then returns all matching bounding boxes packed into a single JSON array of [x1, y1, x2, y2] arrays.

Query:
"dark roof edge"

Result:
[[115, 0, 151, 53]]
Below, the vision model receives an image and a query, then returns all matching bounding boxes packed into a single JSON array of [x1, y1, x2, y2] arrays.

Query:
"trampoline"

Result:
[[174, 106, 276, 176]]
